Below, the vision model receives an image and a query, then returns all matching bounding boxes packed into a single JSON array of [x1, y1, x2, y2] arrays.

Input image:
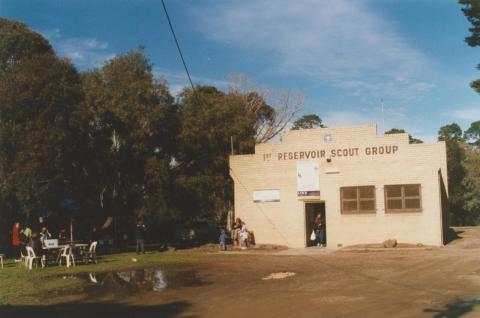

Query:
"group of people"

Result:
[[11, 217, 53, 259], [220, 214, 325, 250], [219, 217, 249, 251]]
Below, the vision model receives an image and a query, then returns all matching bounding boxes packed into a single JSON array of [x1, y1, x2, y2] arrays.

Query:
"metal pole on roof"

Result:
[[381, 98, 385, 133]]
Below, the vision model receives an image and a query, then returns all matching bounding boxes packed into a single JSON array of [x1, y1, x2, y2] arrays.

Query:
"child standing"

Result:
[[219, 229, 228, 251], [240, 222, 249, 249]]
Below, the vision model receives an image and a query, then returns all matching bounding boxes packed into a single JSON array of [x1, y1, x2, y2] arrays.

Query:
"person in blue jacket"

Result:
[[219, 229, 228, 251]]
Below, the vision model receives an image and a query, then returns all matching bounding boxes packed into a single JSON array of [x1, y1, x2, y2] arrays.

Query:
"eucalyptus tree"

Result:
[[384, 128, 423, 144], [81, 49, 178, 228], [460, 0, 480, 92], [291, 114, 325, 130], [0, 18, 87, 248]]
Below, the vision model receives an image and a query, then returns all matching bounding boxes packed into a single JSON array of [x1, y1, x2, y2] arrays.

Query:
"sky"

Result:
[[2, 0, 480, 142]]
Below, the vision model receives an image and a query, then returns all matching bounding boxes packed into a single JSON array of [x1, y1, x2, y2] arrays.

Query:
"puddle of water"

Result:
[[61, 267, 203, 296]]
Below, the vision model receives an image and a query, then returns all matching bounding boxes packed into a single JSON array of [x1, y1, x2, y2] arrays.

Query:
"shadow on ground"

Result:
[[0, 301, 196, 318], [444, 227, 464, 245], [424, 298, 480, 318]]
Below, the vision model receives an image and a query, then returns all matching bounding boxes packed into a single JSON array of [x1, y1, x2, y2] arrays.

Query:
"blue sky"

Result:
[[2, 0, 480, 141]]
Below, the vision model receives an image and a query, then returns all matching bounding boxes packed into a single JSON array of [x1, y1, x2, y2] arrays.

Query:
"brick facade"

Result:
[[229, 124, 448, 248]]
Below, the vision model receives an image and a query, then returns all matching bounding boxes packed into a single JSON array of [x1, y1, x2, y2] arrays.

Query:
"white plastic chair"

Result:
[[20, 250, 28, 267], [85, 241, 98, 264], [25, 246, 44, 270], [59, 245, 75, 268]]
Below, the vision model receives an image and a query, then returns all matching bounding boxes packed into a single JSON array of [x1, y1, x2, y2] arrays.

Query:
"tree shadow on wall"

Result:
[[0, 301, 197, 318], [424, 298, 480, 318]]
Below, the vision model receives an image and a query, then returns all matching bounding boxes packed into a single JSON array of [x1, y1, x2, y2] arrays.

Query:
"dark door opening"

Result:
[[305, 202, 326, 247]]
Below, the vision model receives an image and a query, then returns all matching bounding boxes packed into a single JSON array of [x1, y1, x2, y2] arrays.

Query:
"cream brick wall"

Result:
[[230, 124, 448, 248]]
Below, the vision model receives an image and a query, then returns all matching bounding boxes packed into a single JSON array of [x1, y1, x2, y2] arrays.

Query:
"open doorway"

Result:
[[305, 202, 326, 247]]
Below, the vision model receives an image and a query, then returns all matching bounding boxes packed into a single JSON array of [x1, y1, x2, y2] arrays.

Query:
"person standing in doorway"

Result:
[[313, 213, 326, 247], [135, 222, 146, 255]]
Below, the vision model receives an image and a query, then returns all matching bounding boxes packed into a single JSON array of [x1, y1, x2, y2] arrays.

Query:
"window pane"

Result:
[[359, 186, 375, 199], [387, 199, 402, 210], [360, 200, 375, 211], [343, 200, 357, 212], [342, 187, 357, 200], [404, 184, 420, 197], [385, 186, 401, 198], [405, 199, 421, 209]]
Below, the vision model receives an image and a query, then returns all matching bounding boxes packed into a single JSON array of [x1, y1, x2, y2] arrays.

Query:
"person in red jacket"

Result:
[[12, 222, 22, 259]]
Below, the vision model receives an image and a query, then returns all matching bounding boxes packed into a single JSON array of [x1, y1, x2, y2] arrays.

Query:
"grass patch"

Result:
[[0, 251, 228, 305]]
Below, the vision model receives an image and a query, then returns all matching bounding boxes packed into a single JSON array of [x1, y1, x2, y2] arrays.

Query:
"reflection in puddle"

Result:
[[88, 273, 98, 284], [80, 268, 201, 295], [152, 269, 167, 291]]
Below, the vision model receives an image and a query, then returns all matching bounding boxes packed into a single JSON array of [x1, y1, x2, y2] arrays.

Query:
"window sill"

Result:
[[385, 209, 422, 214]]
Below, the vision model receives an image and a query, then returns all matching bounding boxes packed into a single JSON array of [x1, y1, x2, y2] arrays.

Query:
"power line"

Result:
[[161, 0, 195, 92], [160, 0, 452, 301], [229, 167, 291, 246]]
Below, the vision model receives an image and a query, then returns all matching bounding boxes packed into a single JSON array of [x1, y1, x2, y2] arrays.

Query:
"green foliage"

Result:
[[384, 128, 406, 134], [438, 123, 480, 225], [458, 2, 480, 224], [174, 86, 265, 223], [465, 120, 480, 145], [438, 123, 464, 142], [81, 48, 178, 228], [460, 0, 480, 47], [446, 141, 468, 225], [463, 147, 480, 223], [291, 114, 325, 130], [0, 45, 85, 218], [0, 18, 52, 74], [460, 0, 480, 92], [2, 15, 480, 249], [384, 128, 423, 144]]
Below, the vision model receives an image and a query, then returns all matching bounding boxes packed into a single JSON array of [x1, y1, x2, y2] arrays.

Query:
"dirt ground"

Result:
[[4, 227, 480, 318]]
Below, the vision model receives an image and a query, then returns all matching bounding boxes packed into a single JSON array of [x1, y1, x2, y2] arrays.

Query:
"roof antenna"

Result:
[[380, 98, 385, 133]]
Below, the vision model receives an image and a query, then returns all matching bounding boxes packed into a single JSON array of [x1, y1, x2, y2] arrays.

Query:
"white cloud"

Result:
[[322, 111, 373, 127], [322, 106, 415, 132], [415, 134, 437, 143], [40, 28, 61, 40], [153, 67, 229, 96], [194, 0, 434, 102], [319, 110, 436, 142], [167, 84, 185, 97], [446, 107, 480, 121], [56, 38, 115, 69], [39, 28, 115, 70]]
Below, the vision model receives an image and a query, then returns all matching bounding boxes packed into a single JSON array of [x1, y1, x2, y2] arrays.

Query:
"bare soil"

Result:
[[5, 227, 480, 318]]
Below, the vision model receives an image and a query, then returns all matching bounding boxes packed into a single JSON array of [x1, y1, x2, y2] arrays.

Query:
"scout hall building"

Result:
[[229, 124, 449, 248]]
